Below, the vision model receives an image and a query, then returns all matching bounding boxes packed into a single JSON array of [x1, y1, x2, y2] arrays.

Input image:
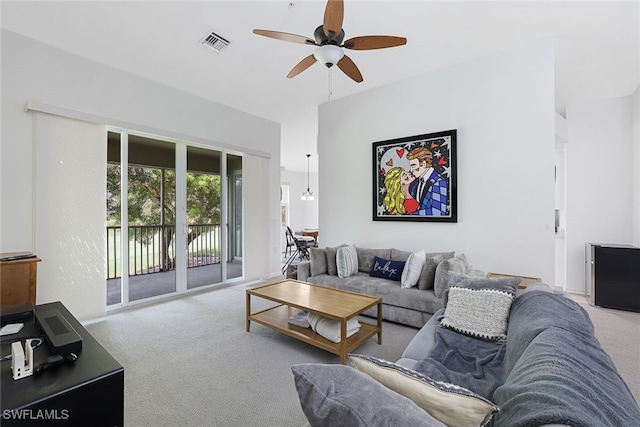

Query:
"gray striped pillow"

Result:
[[337, 245, 359, 278]]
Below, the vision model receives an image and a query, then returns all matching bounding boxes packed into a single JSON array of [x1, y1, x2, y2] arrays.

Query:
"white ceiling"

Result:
[[2, 1, 639, 171]]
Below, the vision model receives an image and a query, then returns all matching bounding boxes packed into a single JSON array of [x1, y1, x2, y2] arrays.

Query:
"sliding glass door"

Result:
[[106, 131, 243, 307]]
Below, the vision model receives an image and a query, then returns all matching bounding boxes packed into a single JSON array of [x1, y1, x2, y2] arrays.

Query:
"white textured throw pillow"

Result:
[[336, 245, 358, 278], [441, 285, 515, 342], [401, 249, 427, 288], [308, 313, 361, 343]]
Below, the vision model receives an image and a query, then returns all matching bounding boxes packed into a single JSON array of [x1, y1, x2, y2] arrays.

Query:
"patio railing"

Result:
[[106, 224, 221, 279]]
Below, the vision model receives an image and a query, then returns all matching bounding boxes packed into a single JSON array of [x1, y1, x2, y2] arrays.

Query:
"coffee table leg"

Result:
[[246, 292, 251, 332], [377, 301, 382, 344], [340, 319, 347, 364]]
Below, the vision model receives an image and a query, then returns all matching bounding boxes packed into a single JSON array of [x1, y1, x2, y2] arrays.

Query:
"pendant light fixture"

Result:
[[301, 154, 314, 201]]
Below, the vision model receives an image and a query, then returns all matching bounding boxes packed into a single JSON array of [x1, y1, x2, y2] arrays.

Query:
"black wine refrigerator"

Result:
[[585, 243, 640, 313]]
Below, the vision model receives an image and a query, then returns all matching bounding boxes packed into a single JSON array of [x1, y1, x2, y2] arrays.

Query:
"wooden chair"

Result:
[[287, 226, 311, 261], [284, 229, 295, 257]]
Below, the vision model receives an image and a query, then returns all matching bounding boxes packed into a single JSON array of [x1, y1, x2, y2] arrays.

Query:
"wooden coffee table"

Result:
[[487, 272, 542, 289], [246, 280, 382, 364]]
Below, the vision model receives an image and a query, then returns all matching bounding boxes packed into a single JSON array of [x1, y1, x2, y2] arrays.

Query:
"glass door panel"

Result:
[[227, 154, 243, 279], [106, 137, 122, 306], [187, 146, 222, 289], [127, 137, 176, 302]]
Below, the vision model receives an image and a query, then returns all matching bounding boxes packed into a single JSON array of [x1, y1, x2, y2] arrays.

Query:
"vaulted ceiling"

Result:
[[2, 1, 638, 171]]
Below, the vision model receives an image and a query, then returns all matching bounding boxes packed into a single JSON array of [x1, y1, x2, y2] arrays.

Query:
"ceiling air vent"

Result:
[[200, 31, 230, 53]]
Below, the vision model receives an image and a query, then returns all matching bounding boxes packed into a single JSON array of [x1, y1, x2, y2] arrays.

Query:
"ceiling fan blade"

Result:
[[287, 55, 318, 79], [323, 0, 344, 40], [343, 35, 407, 50], [253, 29, 316, 46], [337, 55, 363, 83]]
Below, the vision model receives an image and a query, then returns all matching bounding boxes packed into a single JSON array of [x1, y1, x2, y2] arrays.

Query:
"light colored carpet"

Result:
[[569, 293, 640, 403], [85, 282, 418, 427], [85, 284, 640, 427]]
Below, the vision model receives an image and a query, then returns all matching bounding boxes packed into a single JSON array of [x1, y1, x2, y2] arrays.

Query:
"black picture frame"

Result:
[[372, 129, 457, 222]]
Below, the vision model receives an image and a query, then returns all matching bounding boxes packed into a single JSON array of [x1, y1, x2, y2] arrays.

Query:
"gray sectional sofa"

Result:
[[296, 245, 481, 328], [292, 282, 640, 427]]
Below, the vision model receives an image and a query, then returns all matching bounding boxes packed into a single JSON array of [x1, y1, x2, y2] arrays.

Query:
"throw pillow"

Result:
[[349, 354, 499, 427], [307, 313, 361, 343], [356, 248, 393, 273], [445, 272, 520, 306], [401, 249, 427, 288], [336, 245, 358, 278], [291, 363, 447, 427], [326, 244, 346, 276], [433, 253, 469, 297], [309, 247, 328, 277], [370, 256, 405, 282], [417, 254, 445, 290], [390, 248, 413, 262], [440, 273, 518, 342]]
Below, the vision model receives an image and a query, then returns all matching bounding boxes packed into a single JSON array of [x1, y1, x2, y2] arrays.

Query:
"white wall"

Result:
[[318, 39, 556, 283], [565, 95, 634, 294], [1, 30, 282, 318], [554, 113, 568, 288], [281, 169, 319, 231], [633, 87, 640, 246], [280, 106, 319, 174], [279, 108, 320, 246]]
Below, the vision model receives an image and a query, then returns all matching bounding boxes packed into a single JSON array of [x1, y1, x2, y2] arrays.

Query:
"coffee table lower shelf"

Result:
[[248, 304, 379, 364]]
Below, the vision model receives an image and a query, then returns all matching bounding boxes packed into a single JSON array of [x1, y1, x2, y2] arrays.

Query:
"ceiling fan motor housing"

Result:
[[314, 25, 345, 45]]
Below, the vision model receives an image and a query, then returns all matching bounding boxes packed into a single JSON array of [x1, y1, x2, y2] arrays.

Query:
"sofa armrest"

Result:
[[297, 262, 311, 281], [397, 308, 443, 364]]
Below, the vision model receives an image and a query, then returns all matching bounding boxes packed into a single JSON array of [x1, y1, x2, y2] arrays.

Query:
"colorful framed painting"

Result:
[[372, 130, 457, 222]]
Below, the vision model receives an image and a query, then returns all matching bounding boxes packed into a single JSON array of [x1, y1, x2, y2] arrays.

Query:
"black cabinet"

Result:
[[586, 243, 640, 313], [1, 302, 124, 426]]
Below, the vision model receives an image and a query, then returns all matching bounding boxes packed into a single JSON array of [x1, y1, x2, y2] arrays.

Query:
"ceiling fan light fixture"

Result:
[[314, 44, 344, 68]]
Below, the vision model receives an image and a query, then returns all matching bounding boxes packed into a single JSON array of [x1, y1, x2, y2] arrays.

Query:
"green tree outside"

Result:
[[106, 163, 221, 276]]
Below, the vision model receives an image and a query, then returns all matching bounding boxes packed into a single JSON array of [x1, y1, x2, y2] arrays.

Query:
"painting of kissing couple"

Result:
[[372, 130, 457, 222]]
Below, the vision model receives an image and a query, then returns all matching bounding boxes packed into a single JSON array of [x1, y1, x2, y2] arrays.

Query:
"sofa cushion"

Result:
[[364, 275, 443, 313], [308, 273, 443, 315], [309, 247, 328, 277], [349, 354, 499, 427], [493, 291, 640, 427], [433, 253, 468, 297], [401, 249, 427, 288], [370, 256, 405, 281], [291, 363, 446, 427], [440, 273, 518, 342], [356, 248, 392, 273], [398, 308, 444, 367], [325, 244, 346, 276], [390, 248, 412, 262], [417, 254, 443, 290], [337, 245, 359, 278]]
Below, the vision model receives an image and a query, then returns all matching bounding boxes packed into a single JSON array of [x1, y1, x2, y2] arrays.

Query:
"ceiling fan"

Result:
[[253, 0, 406, 83]]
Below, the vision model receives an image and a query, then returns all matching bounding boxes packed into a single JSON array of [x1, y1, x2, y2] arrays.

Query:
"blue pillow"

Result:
[[370, 256, 405, 281]]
